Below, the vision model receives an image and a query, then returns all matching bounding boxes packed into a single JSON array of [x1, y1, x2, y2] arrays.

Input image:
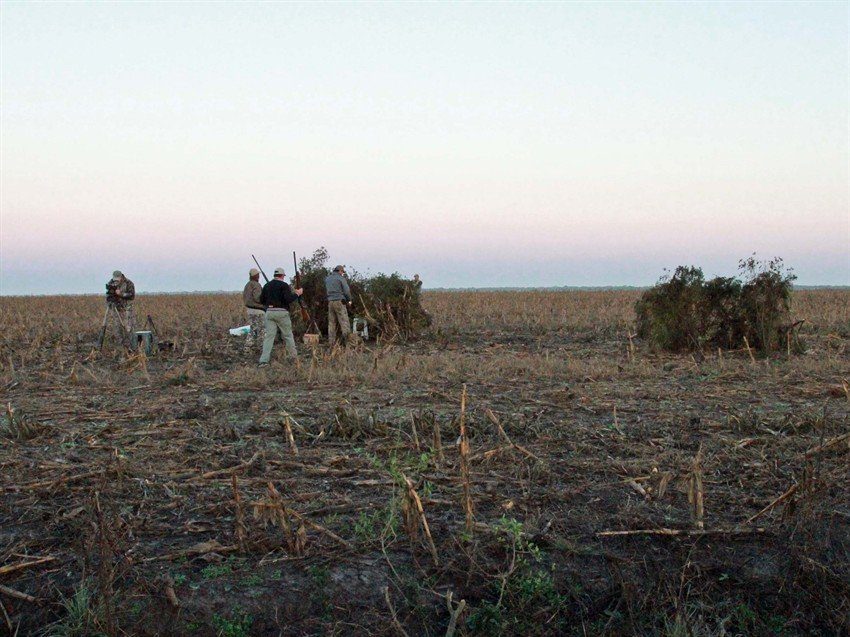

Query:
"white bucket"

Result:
[[352, 317, 369, 340], [229, 325, 251, 336]]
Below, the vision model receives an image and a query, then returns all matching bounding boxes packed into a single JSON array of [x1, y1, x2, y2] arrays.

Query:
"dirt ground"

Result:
[[1, 289, 848, 636]]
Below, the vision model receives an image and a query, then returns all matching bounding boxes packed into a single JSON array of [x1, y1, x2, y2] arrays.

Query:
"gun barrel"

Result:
[[251, 254, 269, 283]]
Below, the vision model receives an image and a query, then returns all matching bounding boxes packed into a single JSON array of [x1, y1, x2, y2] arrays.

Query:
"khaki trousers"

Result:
[[244, 308, 265, 351], [260, 310, 297, 363], [328, 300, 352, 346]]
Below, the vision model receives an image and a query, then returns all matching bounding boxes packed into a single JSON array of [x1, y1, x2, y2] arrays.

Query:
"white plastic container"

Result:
[[229, 325, 251, 336], [352, 317, 369, 340]]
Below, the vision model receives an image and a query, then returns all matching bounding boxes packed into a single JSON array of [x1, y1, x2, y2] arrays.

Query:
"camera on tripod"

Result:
[[105, 281, 122, 304]]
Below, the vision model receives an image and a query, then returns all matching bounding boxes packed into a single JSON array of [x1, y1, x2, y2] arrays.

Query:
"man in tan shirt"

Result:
[[243, 268, 265, 353]]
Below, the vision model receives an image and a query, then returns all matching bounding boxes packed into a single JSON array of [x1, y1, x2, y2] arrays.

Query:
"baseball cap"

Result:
[[273, 267, 285, 276], [112, 270, 123, 281], [249, 268, 260, 277], [333, 265, 345, 272]]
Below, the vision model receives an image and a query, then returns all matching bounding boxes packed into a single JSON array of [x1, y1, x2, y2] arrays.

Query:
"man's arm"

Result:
[[123, 280, 136, 301], [260, 283, 268, 307], [282, 282, 301, 306], [341, 277, 352, 302]]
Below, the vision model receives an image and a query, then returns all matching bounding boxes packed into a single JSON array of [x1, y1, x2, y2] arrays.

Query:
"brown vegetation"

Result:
[[0, 288, 848, 635]]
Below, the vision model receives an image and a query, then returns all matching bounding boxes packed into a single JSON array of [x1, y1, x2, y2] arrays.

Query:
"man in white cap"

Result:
[[324, 265, 353, 347], [107, 270, 136, 347], [258, 267, 303, 365], [242, 268, 265, 353]]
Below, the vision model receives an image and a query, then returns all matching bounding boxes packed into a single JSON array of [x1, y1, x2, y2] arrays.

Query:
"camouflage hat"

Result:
[[249, 268, 260, 277], [333, 265, 345, 272], [273, 267, 285, 276], [112, 270, 123, 281]]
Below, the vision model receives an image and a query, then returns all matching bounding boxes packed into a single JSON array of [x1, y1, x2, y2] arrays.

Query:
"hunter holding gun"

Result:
[[258, 267, 303, 365], [324, 265, 354, 347]]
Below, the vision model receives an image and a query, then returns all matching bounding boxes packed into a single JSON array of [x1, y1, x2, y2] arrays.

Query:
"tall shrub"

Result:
[[293, 247, 430, 341], [738, 256, 796, 351], [635, 257, 797, 353], [635, 266, 710, 351]]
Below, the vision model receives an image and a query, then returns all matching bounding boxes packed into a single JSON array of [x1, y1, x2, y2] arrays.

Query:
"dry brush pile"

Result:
[[635, 257, 802, 354], [0, 288, 848, 636], [293, 247, 431, 342]]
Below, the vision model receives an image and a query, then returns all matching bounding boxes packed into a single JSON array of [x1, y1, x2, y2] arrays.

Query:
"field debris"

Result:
[[0, 288, 847, 635]]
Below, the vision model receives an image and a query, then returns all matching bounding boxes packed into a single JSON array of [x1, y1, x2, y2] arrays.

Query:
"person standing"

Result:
[[259, 267, 303, 365], [324, 265, 353, 347], [108, 270, 136, 348], [243, 268, 265, 353]]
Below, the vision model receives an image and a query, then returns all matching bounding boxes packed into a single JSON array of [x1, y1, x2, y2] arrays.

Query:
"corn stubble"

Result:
[[0, 288, 847, 636]]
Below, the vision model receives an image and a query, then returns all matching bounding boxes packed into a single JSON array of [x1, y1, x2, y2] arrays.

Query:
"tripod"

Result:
[[97, 304, 130, 350]]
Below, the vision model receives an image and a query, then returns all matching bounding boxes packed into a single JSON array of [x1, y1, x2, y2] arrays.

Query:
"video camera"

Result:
[[105, 281, 122, 304]]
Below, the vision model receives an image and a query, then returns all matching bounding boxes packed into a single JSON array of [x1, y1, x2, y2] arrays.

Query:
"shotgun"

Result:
[[292, 252, 311, 323], [251, 255, 269, 284]]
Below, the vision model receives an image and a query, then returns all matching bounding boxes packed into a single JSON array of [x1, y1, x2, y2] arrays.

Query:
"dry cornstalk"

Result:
[[193, 451, 261, 482], [802, 432, 850, 458], [163, 577, 180, 608], [746, 483, 798, 524], [6, 469, 107, 492], [383, 586, 410, 637], [688, 445, 705, 530], [253, 482, 307, 556], [252, 483, 352, 552], [484, 409, 540, 463], [401, 475, 439, 566], [231, 473, 248, 552], [410, 413, 420, 452], [656, 472, 673, 499], [597, 527, 766, 538], [0, 556, 55, 577], [144, 540, 238, 562], [0, 585, 36, 603], [445, 591, 467, 637], [743, 336, 756, 363], [0, 598, 10, 634], [458, 384, 474, 535], [287, 507, 353, 550], [282, 415, 299, 456], [627, 479, 648, 499], [433, 416, 444, 466]]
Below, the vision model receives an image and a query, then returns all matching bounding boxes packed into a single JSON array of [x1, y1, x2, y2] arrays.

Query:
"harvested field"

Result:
[[1, 289, 848, 636]]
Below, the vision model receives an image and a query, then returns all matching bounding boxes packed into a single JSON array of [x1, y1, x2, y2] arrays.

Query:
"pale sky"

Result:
[[1, 1, 848, 294]]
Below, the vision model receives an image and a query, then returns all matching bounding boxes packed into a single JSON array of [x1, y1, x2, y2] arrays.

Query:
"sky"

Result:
[[1, 1, 848, 295]]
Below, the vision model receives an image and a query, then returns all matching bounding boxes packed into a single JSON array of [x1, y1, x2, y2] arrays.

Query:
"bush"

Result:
[[292, 247, 430, 342], [635, 257, 797, 353]]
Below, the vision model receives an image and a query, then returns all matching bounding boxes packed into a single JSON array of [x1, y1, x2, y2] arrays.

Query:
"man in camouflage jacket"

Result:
[[108, 270, 136, 348]]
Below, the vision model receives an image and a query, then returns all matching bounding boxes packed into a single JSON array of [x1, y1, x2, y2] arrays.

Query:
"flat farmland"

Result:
[[1, 289, 848, 636]]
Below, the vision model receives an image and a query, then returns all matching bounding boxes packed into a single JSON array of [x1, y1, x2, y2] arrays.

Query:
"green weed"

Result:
[[47, 581, 102, 637], [211, 611, 253, 637], [201, 563, 232, 579]]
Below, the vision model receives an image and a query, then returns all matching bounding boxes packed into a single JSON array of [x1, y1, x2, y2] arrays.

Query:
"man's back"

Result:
[[261, 278, 298, 309], [243, 280, 263, 309], [324, 272, 351, 302]]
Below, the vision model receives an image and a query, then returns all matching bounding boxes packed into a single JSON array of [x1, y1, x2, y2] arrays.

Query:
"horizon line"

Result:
[[2, 284, 848, 299]]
